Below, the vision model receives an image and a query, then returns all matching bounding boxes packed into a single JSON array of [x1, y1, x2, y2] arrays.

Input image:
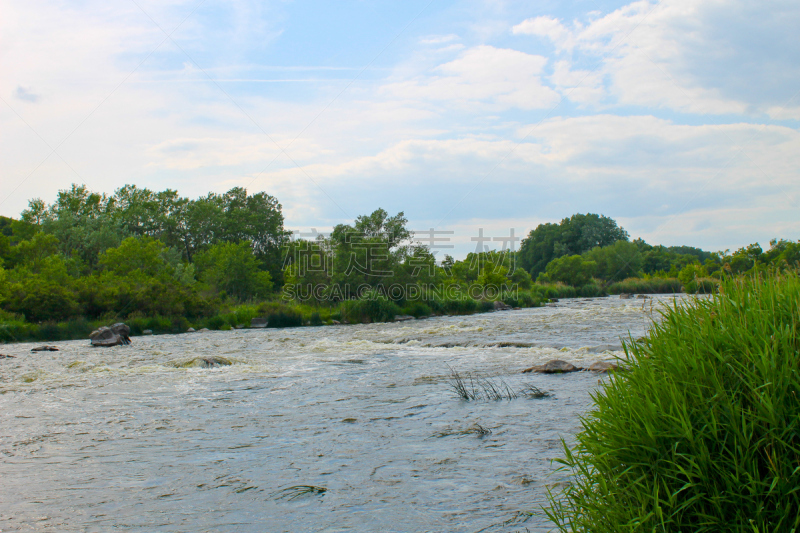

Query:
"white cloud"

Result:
[[512, 0, 800, 116], [382, 45, 559, 111], [420, 34, 459, 45], [512, 16, 576, 51]]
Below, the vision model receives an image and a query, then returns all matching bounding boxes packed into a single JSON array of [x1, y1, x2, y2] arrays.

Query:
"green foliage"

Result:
[[256, 301, 303, 328], [402, 301, 432, 318], [438, 295, 478, 315], [194, 241, 273, 301], [339, 292, 402, 323], [545, 255, 597, 286], [533, 282, 578, 299], [606, 277, 683, 294], [519, 213, 629, 277], [547, 271, 800, 532], [584, 240, 642, 282]]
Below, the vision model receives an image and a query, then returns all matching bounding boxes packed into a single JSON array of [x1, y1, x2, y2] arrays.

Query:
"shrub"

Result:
[[517, 291, 538, 307], [534, 282, 577, 300], [402, 301, 432, 318], [256, 301, 303, 328], [339, 293, 401, 323], [440, 296, 477, 315], [478, 300, 496, 313], [206, 315, 225, 330], [546, 271, 800, 531], [683, 277, 719, 294], [576, 282, 604, 297], [607, 277, 683, 294]]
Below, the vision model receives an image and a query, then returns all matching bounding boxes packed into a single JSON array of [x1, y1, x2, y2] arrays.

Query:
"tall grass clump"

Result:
[[606, 277, 683, 294], [546, 270, 800, 532], [257, 301, 303, 328], [339, 292, 401, 323]]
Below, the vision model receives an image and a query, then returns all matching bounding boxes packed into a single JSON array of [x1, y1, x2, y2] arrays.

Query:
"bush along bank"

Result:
[[0, 288, 547, 344], [546, 270, 800, 531]]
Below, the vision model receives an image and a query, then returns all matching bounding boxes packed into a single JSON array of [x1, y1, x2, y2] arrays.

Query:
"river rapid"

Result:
[[0, 295, 674, 532]]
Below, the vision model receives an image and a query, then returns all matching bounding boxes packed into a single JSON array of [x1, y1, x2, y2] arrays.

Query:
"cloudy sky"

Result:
[[1, 0, 798, 257]]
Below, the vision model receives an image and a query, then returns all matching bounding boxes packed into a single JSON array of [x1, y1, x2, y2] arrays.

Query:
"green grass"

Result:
[[606, 277, 683, 294], [546, 270, 800, 532]]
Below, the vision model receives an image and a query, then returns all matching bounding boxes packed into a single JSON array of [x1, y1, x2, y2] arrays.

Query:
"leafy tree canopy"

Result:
[[519, 213, 629, 277]]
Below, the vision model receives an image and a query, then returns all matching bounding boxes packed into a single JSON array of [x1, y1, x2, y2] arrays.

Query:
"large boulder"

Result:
[[90, 323, 131, 347], [522, 359, 582, 373], [493, 301, 513, 311], [587, 361, 620, 373]]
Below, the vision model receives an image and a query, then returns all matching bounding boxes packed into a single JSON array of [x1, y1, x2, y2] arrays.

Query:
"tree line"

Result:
[[1, 184, 798, 339]]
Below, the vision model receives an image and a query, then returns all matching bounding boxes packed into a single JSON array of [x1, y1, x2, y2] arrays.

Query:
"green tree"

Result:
[[585, 240, 643, 282], [328, 209, 412, 297], [194, 241, 273, 301], [519, 213, 628, 278], [544, 255, 597, 286]]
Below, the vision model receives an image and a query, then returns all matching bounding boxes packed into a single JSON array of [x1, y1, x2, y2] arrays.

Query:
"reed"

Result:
[[270, 485, 327, 501], [546, 270, 800, 531], [447, 367, 550, 402]]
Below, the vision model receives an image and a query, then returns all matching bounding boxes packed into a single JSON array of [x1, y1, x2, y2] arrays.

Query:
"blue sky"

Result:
[[1, 0, 799, 257]]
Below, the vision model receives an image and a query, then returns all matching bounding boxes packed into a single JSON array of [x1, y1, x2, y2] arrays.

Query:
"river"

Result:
[[0, 295, 672, 532]]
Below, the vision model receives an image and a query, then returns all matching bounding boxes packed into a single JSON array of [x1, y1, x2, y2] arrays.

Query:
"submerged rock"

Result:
[[394, 315, 415, 322], [90, 323, 131, 347], [251, 318, 268, 328], [0, 354, 16, 359], [587, 361, 619, 373], [186, 327, 196, 333], [522, 359, 582, 374], [142, 329, 154, 335], [619, 293, 633, 299], [171, 356, 233, 369], [636, 294, 649, 299], [31, 345, 59, 352]]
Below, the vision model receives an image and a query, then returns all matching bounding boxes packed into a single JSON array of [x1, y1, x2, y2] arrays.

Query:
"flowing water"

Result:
[[0, 295, 676, 532]]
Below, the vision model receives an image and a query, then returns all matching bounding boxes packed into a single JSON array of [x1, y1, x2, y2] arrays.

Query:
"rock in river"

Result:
[[251, 318, 268, 328], [171, 356, 233, 369], [31, 345, 59, 352], [90, 323, 131, 347], [587, 361, 620, 373], [522, 359, 582, 373]]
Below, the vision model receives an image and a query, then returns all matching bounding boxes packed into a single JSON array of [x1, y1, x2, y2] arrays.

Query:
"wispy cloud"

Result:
[[14, 86, 41, 103]]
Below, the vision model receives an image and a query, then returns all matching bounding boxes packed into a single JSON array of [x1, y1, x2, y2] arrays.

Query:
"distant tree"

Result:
[[328, 209, 413, 297], [194, 241, 273, 301], [585, 240, 643, 282], [544, 255, 597, 286], [519, 214, 628, 278]]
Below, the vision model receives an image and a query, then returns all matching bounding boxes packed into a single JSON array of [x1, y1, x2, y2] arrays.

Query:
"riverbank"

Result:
[[0, 292, 542, 344], [1, 277, 708, 345]]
